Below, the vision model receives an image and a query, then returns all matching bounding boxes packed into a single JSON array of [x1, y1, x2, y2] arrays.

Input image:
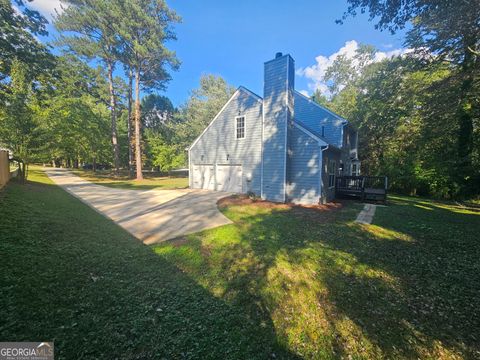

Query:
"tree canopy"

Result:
[[1, 0, 478, 199], [338, 0, 480, 196]]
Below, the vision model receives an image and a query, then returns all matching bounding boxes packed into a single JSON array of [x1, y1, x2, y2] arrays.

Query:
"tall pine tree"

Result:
[[56, 0, 123, 174], [113, 0, 180, 180]]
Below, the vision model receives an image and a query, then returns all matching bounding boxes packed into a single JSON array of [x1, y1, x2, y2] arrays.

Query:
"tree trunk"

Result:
[[107, 60, 120, 175], [127, 68, 134, 178], [456, 42, 476, 194], [134, 67, 143, 180], [93, 157, 97, 172]]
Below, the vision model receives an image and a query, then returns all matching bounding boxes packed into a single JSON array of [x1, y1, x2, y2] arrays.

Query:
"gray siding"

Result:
[[287, 125, 321, 204], [262, 54, 294, 202], [294, 91, 345, 148], [189, 88, 263, 194], [189, 54, 355, 205]]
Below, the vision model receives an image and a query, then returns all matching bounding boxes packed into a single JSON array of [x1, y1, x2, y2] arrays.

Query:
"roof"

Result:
[[292, 121, 328, 145], [293, 121, 341, 150], [188, 85, 350, 150], [294, 90, 348, 124]]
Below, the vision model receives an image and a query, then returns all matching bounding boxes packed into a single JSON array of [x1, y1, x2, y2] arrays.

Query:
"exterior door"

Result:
[[216, 165, 242, 193], [192, 165, 215, 190]]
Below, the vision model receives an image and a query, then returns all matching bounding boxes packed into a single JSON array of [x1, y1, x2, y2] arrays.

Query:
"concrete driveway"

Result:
[[45, 168, 232, 244]]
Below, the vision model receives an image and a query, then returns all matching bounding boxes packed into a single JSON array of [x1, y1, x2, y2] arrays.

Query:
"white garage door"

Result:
[[192, 165, 215, 190], [216, 165, 242, 193]]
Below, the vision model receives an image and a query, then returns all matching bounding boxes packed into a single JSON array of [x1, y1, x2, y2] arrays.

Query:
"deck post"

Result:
[[361, 177, 365, 201]]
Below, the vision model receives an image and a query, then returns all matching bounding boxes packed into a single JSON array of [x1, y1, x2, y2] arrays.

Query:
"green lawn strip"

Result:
[[0, 169, 294, 359], [154, 197, 480, 359], [71, 169, 188, 190]]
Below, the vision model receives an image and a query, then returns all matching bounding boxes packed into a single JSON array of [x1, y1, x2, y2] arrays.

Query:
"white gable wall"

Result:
[[189, 89, 263, 194]]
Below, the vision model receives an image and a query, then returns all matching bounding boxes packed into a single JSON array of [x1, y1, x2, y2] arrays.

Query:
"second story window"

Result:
[[236, 116, 245, 139]]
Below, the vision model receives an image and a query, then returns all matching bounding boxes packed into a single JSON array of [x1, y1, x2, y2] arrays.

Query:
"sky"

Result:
[[26, 0, 406, 107]]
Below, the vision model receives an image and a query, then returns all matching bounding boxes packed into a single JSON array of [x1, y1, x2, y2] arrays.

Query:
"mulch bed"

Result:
[[217, 195, 346, 212]]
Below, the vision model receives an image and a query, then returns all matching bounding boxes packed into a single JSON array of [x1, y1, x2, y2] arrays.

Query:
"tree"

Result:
[[142, 94, 174, 130], [340, 0, 480, 194], [147, 135, 185, 172], [56, 0, 124, 174], [0, 0, 55, 102], [311, 89, 329, 108], [175, 74, 235, 145], [113, 0, 180, 180], [126, 67, 134, 176], [0, 59, 36, 165], [35, 55, 112, 169], [315, 42, 467, 197]]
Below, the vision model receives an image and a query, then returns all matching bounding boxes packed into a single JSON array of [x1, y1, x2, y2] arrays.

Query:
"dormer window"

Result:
[[236, 116, 245, 139]]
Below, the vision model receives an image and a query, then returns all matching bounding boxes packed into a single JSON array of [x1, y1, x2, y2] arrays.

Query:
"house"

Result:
[[188, 53, 360, 205]]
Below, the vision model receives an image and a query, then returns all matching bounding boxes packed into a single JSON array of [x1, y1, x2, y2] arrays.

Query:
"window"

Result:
[[351, 163, 358, 176], [236, 116, 245, 139], [328, 160, 336, 188], [321, 126, 325, 137]]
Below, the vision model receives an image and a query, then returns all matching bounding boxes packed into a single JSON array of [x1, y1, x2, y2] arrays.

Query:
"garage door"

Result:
[[216, 165, 242, 193], [192, 165, 215, 190]]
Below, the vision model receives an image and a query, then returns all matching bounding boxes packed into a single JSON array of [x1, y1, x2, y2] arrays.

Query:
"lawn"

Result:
[[71, 168, 188, 190], [0, 170, 293, 359], [154, 196, 480, 359], [1, 170, 479, 359]]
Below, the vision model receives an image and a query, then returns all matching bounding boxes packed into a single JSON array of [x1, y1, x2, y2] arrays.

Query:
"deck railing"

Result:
[[336, 175, 388, 202]]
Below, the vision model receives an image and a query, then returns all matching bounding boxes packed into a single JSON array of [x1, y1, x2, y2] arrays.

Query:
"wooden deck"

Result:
[[335, 176, 388, 202]]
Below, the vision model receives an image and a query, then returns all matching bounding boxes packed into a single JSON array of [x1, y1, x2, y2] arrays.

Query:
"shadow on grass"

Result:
[[157, 196, 480, 358], [0, 176, 298, 359]]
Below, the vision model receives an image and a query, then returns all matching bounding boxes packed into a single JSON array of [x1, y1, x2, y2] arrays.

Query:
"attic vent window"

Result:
[[236, 116, 245, 139], [321, 126, 325, 137]]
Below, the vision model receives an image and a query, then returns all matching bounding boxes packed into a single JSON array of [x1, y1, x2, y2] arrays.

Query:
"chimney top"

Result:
[[275, 52, 283, 59]]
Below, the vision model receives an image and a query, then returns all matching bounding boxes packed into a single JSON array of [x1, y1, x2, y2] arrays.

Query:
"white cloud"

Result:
[[28, 0, 64, 19], [297, 40, 409, 97], [299, 90, 310, 97]]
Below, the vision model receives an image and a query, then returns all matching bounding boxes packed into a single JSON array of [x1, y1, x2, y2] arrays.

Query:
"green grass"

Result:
[[154, 196, 480, 359], [1, 170, 479, 359], [71, 168, 188, 190], [0, 170, 294, 359]]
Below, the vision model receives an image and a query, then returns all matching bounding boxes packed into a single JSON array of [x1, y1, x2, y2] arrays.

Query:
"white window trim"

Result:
[[328, 160, 336, 189], [235, 115, 246, 140], [351, 163, 358, 176]]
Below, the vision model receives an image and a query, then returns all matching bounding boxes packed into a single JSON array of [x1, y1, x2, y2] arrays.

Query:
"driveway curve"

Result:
[[45, 168, 232, 244]]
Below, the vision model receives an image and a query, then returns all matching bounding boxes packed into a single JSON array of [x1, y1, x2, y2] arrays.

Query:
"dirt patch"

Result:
[[166, 237, 212, 256], [218, 195, 292, 210], [218, 195, 345, 215], [167, 237, 190, 247]]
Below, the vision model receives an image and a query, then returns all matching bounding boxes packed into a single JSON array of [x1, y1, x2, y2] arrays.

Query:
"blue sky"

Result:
[[28, 0, 406, 106]]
